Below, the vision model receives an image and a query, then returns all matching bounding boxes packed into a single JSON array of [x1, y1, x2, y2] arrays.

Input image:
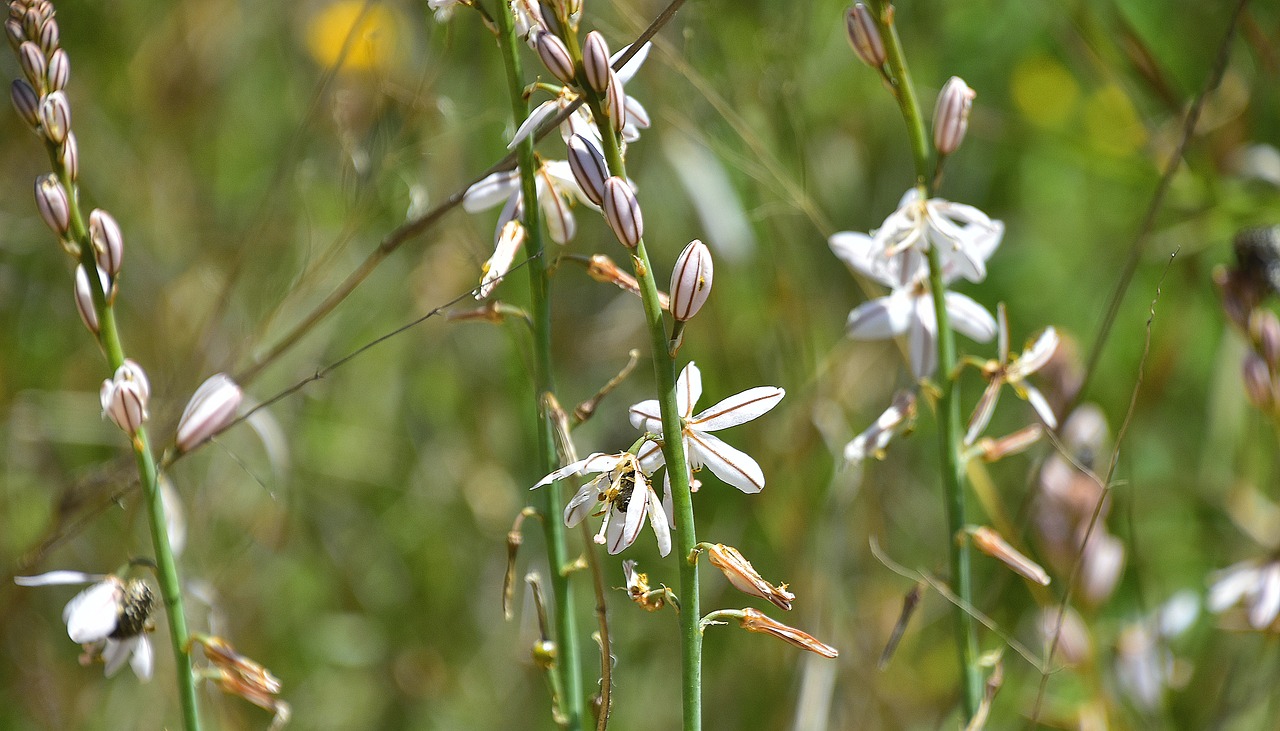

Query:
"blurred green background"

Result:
[[2, 0, 1280, 728]]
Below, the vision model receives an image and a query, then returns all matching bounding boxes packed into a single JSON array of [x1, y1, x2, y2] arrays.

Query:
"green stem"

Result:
[[493, 9, 584, 729], [587, 94, 702, 731], [56, 157, 202, 729], [871, 1, 981, 719]]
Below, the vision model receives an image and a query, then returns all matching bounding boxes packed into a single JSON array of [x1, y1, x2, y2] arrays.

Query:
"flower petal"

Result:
[[1012, 327, 1059, 379], [847, 292, 913, 340], [63, 581, 121, 643], [944, 291, 997, 342], [692, 387, 785, 431], [675, 362, 702, 418], [463, 170, 521, 212], [646, 487, 672, 557], [508, 100, 559, 150], [637, 439, 666, 474], [533, 452, 623, 488], [628, 399, 663, 433], [1250, 563, 1280, 629], [1024, 385, 1059, 430], [687, 430, 765, 493], [607, 484, 650, 555], [14, 570, 102, 587], [564, 480, 600, 527], [908, 296, 938, 379], [964, 380, 1003, 446], [131, 636, 154, 681], [612, 41, 651, 84]]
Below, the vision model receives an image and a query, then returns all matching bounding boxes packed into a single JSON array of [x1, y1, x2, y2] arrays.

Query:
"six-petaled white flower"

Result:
[[964, 304, 1059, 444], [629, 362, 784, 494], [830, 224, 998, 379], [532, 452, 670, 556], [464, 159, 592, 245], [14, 571, 155, 680], [863, 188, 1003, 283], [1208, 558, 1280, 630]]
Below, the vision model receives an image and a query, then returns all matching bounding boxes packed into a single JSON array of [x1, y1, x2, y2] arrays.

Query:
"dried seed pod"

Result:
[[602, 176, 642, 249], [532, 29, 576, 86], [11, 78, 39, 129], [845, 3, 885, 68], [38, 89, 70, 144], [17, 40, 45, 91], [46, 47, 68, 91], [89, 209, 124, 277], [669, 239, 713, 321], [34, 173, 70, 237], [176, 373, 244, 453], [933, 76, 976, 156], [582, 31, 611, 93], [567, 134, 607, 206]]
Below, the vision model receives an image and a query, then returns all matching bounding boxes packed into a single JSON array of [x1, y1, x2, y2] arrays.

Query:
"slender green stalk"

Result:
[[585, 95, 702, 731], [57, 160, 202, 729], [492, 8, 584, 728], [870, 1, 981, 719]]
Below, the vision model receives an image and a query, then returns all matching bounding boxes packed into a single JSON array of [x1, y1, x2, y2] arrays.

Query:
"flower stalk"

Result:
[[493, 5, 584, 728], [869, 0, 981, 718]]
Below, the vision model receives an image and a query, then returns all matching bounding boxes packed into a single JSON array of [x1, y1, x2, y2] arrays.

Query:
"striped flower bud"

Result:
[[59, 131, 78, 182], [670, 239, 713, 321], [22, 6, 49, 41], [35, 173, 70, 237], [89, 209, 124, 277], [18, 40, 45, 90], [567, 134, 607, 206], [933, 76, 976, 156], [582, 31, 611, 93], [11, 78, 40, 129], [604, 67, 626, 132], [176, 374, 244, 453], [100, 360, 151, 435], [602, 176, 642, 249], [39, 89, 70, 144], [532, 29, 576, 86], [5, 18, 24, 53], [74, 264, 109, 334], [36, 15, 57, 55], [46, 47, 68, 92], [845, 3, 885, 68]]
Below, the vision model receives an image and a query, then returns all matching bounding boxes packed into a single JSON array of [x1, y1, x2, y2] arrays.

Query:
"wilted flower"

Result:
[[476, 219, 527, 300], [629, 361, 785, 494], [176, 373, 244, 453], [732, 608, 838, 658], [704, 543, 795, 610], [191, 635, 291, 728], [965, 305, 1059, 444], [970, 526, 1051, 586], [622, 560, 673, 612], [14, 571, 155, 680], [830, 222, 997, 379], [532, 452, 670, 556], [100, 359, 150, 435]]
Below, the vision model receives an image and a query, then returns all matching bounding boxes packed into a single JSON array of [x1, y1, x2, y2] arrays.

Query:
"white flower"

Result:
[[1208, 558, 1280, 630], [863, 188, 1003, 283], [463, 160, 591, 245], [532, 452, 670, 556], [964, 305, 1059, 445], [427, 0, 461, 21], [628, 362, 785, 494], [844, 390, 916, 463], [830, 228, 997, 379], [14, 571, 155, 680]]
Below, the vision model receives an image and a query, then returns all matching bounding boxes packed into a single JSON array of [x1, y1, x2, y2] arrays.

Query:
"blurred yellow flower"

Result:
[[306, 1, 402, 73], [1011, 56, 1079, 129]]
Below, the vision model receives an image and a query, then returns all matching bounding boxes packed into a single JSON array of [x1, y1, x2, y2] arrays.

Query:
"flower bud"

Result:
[[35, 173, 70, 237], [845, 3, 885, 68], [933, 76, 976, 156], [74, 264, 109, 334], [100, 359, 151, 435], [604, 68, 627, 132], [59, 131, 78, 182], [36, 15, 57, 55], [1250, 309, 1280, 371], [603, 176, 642, 248], [11, 78, 39, 129], [567, 134, 607, 206], [4, 18, 23, 52], [582, 31, 611, 93], [89, 208, 124, 277], [532, 29, 576, 86], [1243, 351, 1274, 411], [970, 526, 1051, 586], [670, 239, 713, 321], [737, 608, 838, 658], [46, 47, 68, 92], [176, 373, 244, 453], [705, 544, 794, 610], [39, 89, 70, 144], [22, 6, 49, 41], [18, 40, 45, 90]]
